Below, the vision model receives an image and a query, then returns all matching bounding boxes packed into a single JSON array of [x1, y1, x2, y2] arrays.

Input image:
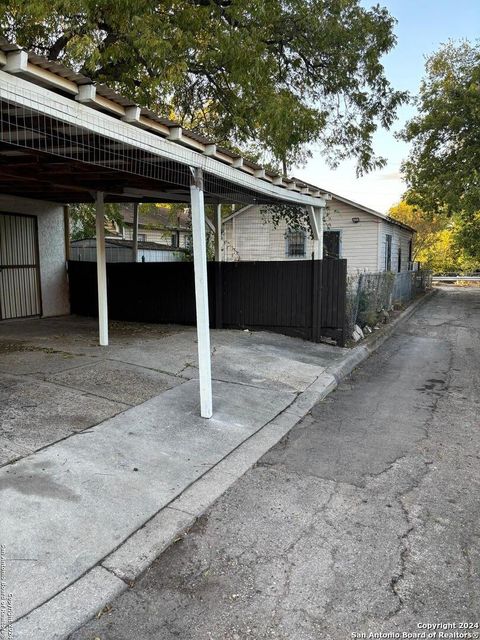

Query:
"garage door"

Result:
[[0, 213, 42, 319]]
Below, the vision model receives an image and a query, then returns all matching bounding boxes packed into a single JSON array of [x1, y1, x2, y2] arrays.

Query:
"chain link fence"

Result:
[[345, 270, 432, 338]]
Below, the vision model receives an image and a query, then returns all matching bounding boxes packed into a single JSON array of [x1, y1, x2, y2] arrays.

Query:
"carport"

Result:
[[0, 41, 326, 417]]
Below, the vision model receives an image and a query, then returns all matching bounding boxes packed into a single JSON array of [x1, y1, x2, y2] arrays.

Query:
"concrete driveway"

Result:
[[0, 316, 346, 466]]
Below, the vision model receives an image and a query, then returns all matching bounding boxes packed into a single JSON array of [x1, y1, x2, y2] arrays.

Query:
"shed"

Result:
[[70, 238, 187, 263]]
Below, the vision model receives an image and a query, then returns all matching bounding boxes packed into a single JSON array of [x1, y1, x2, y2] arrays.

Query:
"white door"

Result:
[[0, 213, 42, 319]]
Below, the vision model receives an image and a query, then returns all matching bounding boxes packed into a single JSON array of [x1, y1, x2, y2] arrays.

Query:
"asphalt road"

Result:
[[71, 286, 480, 640]]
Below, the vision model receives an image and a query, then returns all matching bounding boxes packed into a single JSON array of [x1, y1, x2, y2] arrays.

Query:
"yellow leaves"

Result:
[[388, 200, 477, 272]]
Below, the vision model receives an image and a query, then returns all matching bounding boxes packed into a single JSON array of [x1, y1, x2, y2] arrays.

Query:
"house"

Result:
[[222, 188, 416, 273], [70, 238, 188, 262], [110, 204, 192, 249]]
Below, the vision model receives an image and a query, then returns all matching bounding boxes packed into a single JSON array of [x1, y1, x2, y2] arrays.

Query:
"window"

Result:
[[385, 234, 392, 271], [397, 246, 402, 272], [408, 239, 413, 263], [286, 229, 306, 257], [171, 232, 179, 248], [138, 233, 147, 242], [323, 231, 341, 259]]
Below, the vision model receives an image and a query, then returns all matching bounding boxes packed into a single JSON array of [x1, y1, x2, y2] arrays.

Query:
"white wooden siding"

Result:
[[325, 201, 379, 272], [223, 207, 315, 261], [223, 199, 385, 272], [378, 222, 413, 273]]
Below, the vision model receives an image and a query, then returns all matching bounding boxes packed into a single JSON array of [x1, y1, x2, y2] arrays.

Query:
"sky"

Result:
[[294, 0, 480, 214]]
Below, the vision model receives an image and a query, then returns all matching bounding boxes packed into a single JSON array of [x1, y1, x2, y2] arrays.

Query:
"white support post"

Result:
[[317, 206, 324, 260], [307, 205, 320, 259], [95, 192, 109, 346], [214, 204, 222, 262], [132, 202, 139, 262], [190, 168, 213, 418]]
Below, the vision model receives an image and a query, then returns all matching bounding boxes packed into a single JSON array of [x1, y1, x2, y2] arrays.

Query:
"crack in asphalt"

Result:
[[384, 334, 456, 618]]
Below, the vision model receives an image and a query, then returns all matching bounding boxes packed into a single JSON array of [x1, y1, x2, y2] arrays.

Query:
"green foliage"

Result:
[[388, 201, 444, 260], [69, 202, 122, 240], [260, 202, 336, 239], [453, 212, 480, 263], [353, 271, 395, 329], [1, 0, 406, 173], [400, 40, 480, 261], [389, 201, 478, 273], [261, 204, 312, 236]]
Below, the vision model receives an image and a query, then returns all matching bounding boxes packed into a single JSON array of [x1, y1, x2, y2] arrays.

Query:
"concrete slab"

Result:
[[0, 374, 127, 466], [0, 379, 295, 623], [168, 466, 242, 517], [107, 330, 199, 376], [210, 328, 348, 367], [0, 344, 93, 376], [102, 507, 196, 583], [10, 567, 126, 640], [186, 343, 326, 392], [46, 359, 182, 405]]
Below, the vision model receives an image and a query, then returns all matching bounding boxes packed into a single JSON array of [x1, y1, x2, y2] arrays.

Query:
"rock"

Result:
[[373, 324, 380, 331], [380, 309, 390, 323], [363, 325, 372, 334], [352, 331, 362, 342], [354, 324, 364, 339]]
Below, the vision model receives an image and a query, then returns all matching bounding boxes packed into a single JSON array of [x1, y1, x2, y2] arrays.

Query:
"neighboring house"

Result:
[[110, 205, 192, 249], [222, 189, 416, 273], [70, 238, 187, 263]]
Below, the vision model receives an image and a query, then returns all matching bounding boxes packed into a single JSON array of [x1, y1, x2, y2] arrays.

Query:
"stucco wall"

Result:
[[0, 195, 69, 317]]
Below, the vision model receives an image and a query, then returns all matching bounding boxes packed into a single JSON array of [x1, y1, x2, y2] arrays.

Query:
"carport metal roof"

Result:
[[0, 41, 327, 418]]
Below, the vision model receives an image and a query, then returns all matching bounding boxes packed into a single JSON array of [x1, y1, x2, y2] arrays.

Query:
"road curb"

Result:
[[13, 290, 436, 640]]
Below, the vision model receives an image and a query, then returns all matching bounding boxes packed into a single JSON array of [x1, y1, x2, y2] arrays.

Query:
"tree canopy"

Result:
[[1, 0, 406, 173], [69, 203, 122, 240], [400, 40, 480, 261], [389, 201, 478, 273]]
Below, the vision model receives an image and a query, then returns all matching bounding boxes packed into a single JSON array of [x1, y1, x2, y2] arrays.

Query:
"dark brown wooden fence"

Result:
[[68, 258, 347, 345]]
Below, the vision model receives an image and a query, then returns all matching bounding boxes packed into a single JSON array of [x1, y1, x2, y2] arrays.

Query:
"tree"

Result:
[[1, 0, 406, 174], [388, 201, 444, 260], [69, 203, 122, 240], [400, 40, 480, 261], [389, 201, 478, 273]]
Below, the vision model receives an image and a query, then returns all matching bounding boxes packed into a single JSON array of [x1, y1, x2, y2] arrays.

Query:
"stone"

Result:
[[380, 309, 390, 323], [354, 324, 365, 339]]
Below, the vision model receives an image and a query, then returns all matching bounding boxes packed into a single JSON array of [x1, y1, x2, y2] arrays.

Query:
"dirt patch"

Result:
[[0, 340, 63, 355]]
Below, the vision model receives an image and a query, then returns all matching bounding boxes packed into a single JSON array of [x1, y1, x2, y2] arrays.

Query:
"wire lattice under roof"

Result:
[[0, 88, 320, 206], [0, 38, 327, 207]]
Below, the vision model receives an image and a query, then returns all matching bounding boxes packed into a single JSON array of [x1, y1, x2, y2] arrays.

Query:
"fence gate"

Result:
[[0, 213, 41, 320]]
